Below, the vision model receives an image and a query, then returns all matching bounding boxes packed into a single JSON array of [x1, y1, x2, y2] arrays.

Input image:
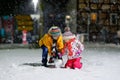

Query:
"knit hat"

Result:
[[63, 31, 76, 40], [48, 26, 61, 37], [64, 27, 70, 32]]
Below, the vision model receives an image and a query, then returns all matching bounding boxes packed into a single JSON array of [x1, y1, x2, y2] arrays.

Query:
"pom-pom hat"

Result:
[[48, 26, 61, 37], [63, 31, 76, 40], [64, 26, 70, 32]]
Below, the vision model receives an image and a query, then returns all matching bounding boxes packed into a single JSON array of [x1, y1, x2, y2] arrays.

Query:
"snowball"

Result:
[[54, 59, 63, 68]]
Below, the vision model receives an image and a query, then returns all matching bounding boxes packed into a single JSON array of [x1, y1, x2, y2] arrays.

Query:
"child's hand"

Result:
[[51, 52, 56, 57]]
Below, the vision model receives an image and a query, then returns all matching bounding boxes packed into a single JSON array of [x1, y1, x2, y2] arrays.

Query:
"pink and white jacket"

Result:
[[62, 38, 84, 59]]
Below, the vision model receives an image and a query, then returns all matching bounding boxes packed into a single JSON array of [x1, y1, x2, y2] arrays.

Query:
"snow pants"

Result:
[[65, 57, 82, 69], [41, 45, 48, 65]]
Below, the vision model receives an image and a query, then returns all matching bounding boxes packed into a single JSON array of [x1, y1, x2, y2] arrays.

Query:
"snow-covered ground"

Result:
[[0, 46, 120, 80]]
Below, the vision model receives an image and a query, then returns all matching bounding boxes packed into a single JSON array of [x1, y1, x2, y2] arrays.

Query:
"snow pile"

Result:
[[54, 59, 63, 68]]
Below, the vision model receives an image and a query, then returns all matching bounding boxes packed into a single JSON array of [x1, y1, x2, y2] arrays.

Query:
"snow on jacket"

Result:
[[62, 38, 84, 59], [39, 34, 64, 56]]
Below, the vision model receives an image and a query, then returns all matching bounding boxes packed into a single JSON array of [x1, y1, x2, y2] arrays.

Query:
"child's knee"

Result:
[[73, 62, 82, 69], [65, 63, 72, 68], [65, 60, 73, 68], [73, 58, 82, 69]]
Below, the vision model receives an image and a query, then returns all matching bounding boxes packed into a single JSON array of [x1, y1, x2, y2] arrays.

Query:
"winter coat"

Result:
[[62, 38, 84, 59], [39, 33, 64, 56]]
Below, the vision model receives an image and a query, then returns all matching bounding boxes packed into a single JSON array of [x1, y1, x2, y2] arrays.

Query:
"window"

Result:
[[110, 13, 117, 25]]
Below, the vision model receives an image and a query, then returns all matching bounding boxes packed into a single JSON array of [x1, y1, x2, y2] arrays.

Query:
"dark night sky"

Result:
[[0, 0, 28, 15], [0, 0, 16, 14], [0, 0, 69, 15]]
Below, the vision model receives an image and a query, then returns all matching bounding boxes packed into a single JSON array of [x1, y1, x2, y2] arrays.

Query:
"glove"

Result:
[[51, 52, 56, 57]]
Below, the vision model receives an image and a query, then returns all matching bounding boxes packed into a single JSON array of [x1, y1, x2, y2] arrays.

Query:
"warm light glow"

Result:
[[91, 13, 97, 20], [66, 15, 71, 20]]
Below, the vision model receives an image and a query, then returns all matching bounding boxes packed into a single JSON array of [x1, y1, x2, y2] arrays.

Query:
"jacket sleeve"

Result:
[[38, 34, 47, 47], [57, 35, 64, 52], [47, 46, 52, 56], [39, 37, 43, 47], [39, 34, 52, 55], [77, 40, 84, 53]]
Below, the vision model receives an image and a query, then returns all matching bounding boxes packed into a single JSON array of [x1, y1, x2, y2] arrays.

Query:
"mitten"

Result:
[[51, 52, 56, 57]]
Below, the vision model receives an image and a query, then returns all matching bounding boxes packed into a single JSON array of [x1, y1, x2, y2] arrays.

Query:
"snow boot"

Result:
[[42, 58, 48, 67]]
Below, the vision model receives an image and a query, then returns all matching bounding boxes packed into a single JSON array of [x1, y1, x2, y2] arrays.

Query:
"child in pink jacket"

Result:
[[62, 27, 84, 69]]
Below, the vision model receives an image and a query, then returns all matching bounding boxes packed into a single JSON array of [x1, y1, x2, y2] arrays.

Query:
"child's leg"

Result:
[[73, 57, 82, 69], [41, 45, 48, 66], [65, 59, 73, 69]]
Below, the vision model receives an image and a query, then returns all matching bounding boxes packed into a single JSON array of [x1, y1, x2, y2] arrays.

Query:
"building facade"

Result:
[[77, 0, 120, 42]]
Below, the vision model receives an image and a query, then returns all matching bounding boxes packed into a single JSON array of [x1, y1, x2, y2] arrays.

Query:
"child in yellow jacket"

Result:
[[39, 26, 64, 67]]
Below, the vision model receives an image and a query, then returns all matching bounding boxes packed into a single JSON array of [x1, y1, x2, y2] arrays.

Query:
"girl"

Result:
[[62, 27, 84, 69]]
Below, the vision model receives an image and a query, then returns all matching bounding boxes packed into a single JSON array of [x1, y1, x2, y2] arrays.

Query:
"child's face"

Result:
[[53, 36, 58, 40]]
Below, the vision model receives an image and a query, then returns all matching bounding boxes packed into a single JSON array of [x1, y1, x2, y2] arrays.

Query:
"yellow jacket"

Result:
[[39, 34, 64, 56]]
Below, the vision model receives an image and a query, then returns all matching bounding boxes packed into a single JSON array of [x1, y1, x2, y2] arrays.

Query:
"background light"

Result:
[[32, 0, 38, 11]]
